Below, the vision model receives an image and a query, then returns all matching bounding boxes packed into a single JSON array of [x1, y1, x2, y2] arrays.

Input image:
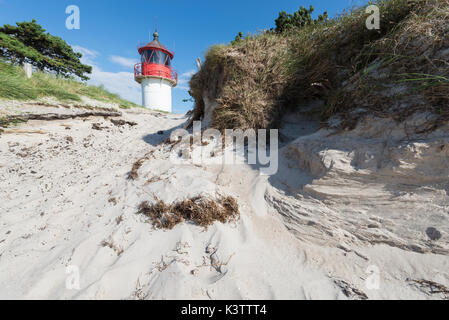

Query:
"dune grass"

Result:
[[0, 59, 140, 109], [190, 0, 449, 131]]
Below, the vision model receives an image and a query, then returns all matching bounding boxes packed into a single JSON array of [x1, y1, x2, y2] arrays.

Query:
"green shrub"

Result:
[[275, 5, 328, 33]]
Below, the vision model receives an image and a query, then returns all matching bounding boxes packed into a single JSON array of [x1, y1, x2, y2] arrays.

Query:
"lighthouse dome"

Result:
[[138, 32, 174, 59]]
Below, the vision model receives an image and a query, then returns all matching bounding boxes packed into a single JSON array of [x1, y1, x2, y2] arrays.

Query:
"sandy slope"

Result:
[[0, 102, 448, 299]]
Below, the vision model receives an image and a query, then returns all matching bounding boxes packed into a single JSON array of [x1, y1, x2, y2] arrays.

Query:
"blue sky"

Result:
[[0, 0, 368, 113]]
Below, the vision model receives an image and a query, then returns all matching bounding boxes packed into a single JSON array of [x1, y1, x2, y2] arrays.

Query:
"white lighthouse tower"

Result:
[[134, 31, 177, 112]]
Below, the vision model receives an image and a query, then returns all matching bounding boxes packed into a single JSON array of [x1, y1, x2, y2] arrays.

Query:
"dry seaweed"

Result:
[[137, 196, 240, 230]]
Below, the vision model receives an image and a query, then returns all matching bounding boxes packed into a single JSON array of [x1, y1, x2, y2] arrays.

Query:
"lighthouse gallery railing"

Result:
[[134, 63, 178, 85]]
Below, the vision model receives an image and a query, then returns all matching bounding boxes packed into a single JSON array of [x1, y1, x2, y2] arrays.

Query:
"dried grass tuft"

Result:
[[128, 158, 145, 180], [137, 196, 240, 230], [101, 237, 124, 256]]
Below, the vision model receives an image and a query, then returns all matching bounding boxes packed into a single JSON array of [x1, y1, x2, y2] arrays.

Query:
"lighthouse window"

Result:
[[165, 56, 171, 67], [142, 50, 171, 66], [141, 50, 154, 63]]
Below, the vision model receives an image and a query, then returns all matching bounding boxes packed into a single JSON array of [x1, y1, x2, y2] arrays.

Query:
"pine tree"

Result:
[[275, 5, 328, 33], [0, 20, 92, 80]]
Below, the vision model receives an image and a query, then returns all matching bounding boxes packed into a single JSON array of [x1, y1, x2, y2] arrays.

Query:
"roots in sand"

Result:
[[0, 110, 122, 128], [407, 279, 449, 299], [110, 118, 137, 127], [137, 196, 240, 230]]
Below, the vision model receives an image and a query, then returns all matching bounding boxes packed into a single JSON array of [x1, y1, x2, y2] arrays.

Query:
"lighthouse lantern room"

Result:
[[134, 31, 177, 112]]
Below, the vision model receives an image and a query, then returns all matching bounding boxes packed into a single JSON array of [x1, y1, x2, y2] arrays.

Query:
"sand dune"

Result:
[[0, 102, 448, 299]]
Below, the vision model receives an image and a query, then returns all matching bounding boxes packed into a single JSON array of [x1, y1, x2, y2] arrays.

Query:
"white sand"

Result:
[[0, 102, 448, 299]]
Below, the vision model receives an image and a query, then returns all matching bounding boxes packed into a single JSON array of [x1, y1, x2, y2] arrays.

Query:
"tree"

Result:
[[231, 32, 244, 45], [275, 5, 328, 33], [0, 20, 91, 80], [0, 32, 46, 65]]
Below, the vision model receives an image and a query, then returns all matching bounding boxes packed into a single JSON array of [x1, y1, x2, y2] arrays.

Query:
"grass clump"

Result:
[[325, 0, 449, 127], [190, 32, 291, 130], [137, 196, 240, 230], [190, 0, 449, 131], [0, 59, 140, 109]]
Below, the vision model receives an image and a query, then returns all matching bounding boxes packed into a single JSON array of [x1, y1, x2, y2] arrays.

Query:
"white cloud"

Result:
[[88, 66, 141, 104], [176, 69, 196, 90], [181, 70, 197, 78], [72, 45, 99, 65], [73, 45, 141, 105], [109, 55, 139, 68]]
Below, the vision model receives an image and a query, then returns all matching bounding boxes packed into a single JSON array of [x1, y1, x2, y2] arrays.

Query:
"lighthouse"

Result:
[[134, 31, 177, 112]]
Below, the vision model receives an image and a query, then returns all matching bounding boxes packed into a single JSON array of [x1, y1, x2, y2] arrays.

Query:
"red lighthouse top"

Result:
[[134, 31, 177, 86]]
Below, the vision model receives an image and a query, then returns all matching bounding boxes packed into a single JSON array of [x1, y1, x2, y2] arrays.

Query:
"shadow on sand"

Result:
[[142, 116, 188, 146]]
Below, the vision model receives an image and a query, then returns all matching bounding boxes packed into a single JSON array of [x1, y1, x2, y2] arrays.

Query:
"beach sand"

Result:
[[0, 102, 448, 299]]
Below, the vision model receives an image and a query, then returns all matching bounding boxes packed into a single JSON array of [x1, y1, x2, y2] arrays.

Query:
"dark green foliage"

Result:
[[0, 20, 91, 80], [231, 32, 244, 45], [275, 5, 328, 33]]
